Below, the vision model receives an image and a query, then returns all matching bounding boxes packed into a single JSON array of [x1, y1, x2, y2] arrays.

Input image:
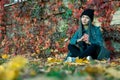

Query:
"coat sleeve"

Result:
[[96, 27, 111, 60], [95, 27, 104, 47], [69, 30, 79, 45]]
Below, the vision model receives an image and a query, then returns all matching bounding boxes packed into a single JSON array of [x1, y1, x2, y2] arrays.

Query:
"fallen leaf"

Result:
[[1, 54, 9, 59], [105, 68, 120, 79], [75, 57, 89, 64]]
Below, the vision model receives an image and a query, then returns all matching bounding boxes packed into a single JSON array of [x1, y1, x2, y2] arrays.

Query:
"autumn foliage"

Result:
[[0, 0, 8, 41], [0, 0, 120, 57]]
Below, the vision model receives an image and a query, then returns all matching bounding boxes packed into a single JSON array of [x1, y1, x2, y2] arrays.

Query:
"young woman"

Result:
[[65, 9, 110, 62]]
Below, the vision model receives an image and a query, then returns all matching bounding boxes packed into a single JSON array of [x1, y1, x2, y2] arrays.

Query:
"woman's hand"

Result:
[[83, 34, 89, 42], [82, 34, 91, 44], [77, 35, 84, 42], [77, 34, 90, 44]]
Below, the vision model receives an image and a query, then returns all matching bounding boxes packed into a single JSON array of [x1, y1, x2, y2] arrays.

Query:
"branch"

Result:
[[4, 0, 28, 7]]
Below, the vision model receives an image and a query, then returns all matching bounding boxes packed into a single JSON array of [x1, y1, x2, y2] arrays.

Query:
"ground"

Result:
[[0, 54, 120, 80]]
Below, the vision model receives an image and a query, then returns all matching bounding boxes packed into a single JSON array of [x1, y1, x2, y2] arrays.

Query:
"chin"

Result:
[[82, 23, 88, 26]]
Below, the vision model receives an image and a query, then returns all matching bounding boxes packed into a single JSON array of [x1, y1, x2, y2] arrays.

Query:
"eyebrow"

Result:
[[82, 15, 89, 18]]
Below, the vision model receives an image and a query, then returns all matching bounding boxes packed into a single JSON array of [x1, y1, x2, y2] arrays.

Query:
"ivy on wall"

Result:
[[0, 0, 120, 57]]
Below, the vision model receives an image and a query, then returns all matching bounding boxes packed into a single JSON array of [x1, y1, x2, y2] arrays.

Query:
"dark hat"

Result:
[[81, 9, 94, 22]]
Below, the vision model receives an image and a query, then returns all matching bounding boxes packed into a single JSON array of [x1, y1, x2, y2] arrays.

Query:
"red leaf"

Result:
[[68, 3, 74, 9], [94, 11, 99, 16], [73, 9, 82, 19], [55, 42, 60, 48], [57, 1, 62, 7]]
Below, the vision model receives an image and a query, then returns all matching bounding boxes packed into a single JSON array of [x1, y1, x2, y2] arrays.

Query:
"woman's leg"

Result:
[[68, 44, 82, 57], [79, 44, 100, 59]]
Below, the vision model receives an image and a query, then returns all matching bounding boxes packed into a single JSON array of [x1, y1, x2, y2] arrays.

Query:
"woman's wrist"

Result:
[[77, 39, 79, 43], [77, 38, 82, 43]]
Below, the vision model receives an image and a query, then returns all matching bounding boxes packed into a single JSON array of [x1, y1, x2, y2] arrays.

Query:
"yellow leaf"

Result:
[[106, 68, 120, 79], [36, 50, 40, 54], [51, 49, 54, 52], [75, 57, 89, 64], [7, 55, 28, 70], [54, 49, 58, 52], [1, 54, 9, 59], [0, 56, 27, 80], [110, 62, 118, 67], [4, 70, 17, 80], [83, 59, 89, 63], [0, 66, 5, 72], [31, 53, 36, 56], [30, 70, 37, 76], [47, 57, 56, 63], [84, 64, 105, 74], [47, 57, 62, 63], [75, 58, 83, 63]]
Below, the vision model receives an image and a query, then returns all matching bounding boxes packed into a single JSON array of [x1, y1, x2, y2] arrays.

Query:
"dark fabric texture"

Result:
[[81, 9, 94, 22], [68, 43, 100, 59]]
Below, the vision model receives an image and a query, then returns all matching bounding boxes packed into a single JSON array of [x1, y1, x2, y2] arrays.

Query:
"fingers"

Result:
[[83, 34, 89, 38], [77, 34, 89, 43], [82, 34, 90, 44]]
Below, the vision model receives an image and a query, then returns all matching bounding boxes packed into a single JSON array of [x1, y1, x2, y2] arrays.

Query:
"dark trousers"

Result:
[[68, 42, 100, 59]]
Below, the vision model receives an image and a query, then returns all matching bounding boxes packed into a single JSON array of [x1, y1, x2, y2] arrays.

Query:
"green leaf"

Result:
[[62, 8, 72, 19]]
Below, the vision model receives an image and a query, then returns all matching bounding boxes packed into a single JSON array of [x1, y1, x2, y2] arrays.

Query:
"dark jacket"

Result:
[[68, 22, 110, 60]]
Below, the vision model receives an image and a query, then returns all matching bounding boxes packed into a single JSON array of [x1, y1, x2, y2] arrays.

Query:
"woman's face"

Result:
[[81, 15, 90, 26]]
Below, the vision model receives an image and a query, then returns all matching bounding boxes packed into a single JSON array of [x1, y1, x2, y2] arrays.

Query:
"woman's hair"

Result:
[[78, 18, 94, 41]]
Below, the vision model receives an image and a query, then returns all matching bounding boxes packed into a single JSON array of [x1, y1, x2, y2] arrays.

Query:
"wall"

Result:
[[1, 1, 120, 55]]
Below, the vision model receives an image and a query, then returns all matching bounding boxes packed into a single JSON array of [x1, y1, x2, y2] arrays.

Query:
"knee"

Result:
[[91, 44, 99, 47], [68, 44, 73, 50], [91, 44, 100, 50]]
